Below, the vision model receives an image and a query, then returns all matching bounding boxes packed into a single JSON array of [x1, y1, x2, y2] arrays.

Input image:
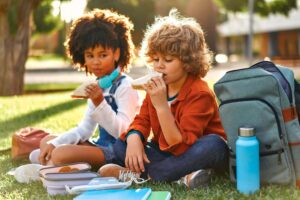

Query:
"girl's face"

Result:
[[152, 52, 188, 86], [84, 45, 120, 78]]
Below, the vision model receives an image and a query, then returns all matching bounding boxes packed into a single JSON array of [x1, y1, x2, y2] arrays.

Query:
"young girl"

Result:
[[99, 9, 228, 189], [29, 9, 140, 169]]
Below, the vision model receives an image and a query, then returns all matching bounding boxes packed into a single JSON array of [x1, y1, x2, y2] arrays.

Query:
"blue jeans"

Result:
[[112, 134, 229, 182]]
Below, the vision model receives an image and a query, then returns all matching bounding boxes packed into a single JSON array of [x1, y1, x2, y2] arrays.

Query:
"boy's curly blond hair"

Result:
[[140, 9, 212, 78]]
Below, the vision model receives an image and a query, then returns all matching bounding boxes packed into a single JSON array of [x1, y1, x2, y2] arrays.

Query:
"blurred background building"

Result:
[[2, 0, 299, 95], [218, 1, 300, 66], [29, 0, 300, 65]]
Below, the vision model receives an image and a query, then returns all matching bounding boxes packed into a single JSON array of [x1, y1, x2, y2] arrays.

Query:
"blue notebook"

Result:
[[74, 188, 151, 200]]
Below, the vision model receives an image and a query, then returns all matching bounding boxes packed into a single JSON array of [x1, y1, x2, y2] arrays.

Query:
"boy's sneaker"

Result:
[[99, 163, 148, 184], [179, 169, 214, 189], [29, 149, 40, 164]]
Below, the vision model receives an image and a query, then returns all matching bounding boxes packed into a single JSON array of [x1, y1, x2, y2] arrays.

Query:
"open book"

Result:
[[131, 71, 162, 90], [71, 80, 96, 98]]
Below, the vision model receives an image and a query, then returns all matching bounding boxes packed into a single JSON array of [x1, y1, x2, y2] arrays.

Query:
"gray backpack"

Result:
[[214, 61, 300, 187]]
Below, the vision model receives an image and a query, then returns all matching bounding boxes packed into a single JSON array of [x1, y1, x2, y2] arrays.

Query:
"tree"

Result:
[[216, 0, 297, 16], [33, 0, 62, 34], [0, 0, 62, 96]]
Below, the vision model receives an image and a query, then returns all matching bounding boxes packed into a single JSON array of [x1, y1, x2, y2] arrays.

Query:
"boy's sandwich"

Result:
[[71, 80, 96, 98], [131, 71, 162, 90]]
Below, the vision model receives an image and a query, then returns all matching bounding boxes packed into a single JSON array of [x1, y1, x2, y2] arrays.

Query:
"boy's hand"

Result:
[[143, 77, 168, 111], [85, 83, 104, 106], [39, 143, 55, 165], [125, 134, 150, 173]]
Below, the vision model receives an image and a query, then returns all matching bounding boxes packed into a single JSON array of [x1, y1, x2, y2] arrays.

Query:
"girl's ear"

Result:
[[114, 48, 120, 62]]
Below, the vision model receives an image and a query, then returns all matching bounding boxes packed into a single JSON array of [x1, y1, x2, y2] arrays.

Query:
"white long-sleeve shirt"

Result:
[[49, 74, 140, 147]]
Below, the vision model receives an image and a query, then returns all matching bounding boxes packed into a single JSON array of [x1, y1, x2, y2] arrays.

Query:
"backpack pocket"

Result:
[[220, 98, 294, 185], [285, 118, 300, 186]]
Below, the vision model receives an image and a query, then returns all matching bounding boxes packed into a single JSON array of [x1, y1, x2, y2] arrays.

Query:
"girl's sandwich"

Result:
[[71, 80, 95, 98]]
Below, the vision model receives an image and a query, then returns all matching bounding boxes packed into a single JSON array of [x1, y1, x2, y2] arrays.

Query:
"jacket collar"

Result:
[[176, 75, 197, 101]]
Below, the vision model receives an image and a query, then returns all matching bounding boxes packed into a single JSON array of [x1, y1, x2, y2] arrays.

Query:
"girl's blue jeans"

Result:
[[111, 134, 229, 182]]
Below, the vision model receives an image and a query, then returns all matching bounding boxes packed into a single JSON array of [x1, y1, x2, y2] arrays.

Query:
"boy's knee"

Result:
[[204, 134, 227, 149]]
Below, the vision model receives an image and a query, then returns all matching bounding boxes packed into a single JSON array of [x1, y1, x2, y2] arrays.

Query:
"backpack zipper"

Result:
[[220, 98, 283, 138], [229, 149, 284, 165]]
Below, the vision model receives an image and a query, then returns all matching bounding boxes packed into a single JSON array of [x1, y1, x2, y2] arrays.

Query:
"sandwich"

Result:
[[71, 80, 96, 98], [131, 71, 162, 90]]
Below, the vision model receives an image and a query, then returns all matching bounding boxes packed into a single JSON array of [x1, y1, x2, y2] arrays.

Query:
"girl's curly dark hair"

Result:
[[65, 9, 135, 72]]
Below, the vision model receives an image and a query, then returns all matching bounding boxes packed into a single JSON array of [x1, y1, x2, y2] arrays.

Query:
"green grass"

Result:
[[1, 87, 300, 199], [27, 54, 67, 62], [25, 83, 80, 94]]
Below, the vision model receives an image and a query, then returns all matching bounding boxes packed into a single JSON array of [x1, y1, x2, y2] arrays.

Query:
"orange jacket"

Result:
[[120, 75, 226, 156]]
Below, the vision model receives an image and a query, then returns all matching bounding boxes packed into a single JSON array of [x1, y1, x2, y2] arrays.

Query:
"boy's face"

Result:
[[152, 52, 187, 85], [84, 45, 120, 78]]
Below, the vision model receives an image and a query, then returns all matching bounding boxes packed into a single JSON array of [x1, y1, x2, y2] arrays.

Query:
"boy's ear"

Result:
[[114, 48, 120, 62], [184, 63, 192, 72]]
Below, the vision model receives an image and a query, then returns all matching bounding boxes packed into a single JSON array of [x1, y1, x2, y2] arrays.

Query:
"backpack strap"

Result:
[[251, 61, 292, 102], [252, 61, 298, 122], [294, 80, 300, 124]]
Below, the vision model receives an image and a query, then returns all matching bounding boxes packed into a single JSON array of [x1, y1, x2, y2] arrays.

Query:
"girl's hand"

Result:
[[85, 83, 104, 106], [39, 143, 55, 165], [125, 134, 150, 173], [143, 77, 168, 111]]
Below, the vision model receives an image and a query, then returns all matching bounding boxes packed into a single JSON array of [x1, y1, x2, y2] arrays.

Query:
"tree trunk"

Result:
[[186, 0, 218, 54], [0, 0, 40, 96]]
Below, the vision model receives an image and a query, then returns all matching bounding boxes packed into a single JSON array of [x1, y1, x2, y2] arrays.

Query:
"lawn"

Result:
[[1, 85, 300, 199]]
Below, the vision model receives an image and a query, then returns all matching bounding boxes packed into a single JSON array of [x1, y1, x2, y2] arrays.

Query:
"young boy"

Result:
[[99, 9, 228, 189]]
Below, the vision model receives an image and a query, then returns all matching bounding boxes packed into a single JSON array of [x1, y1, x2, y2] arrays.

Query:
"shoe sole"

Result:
[[189, 169, 214, 189]]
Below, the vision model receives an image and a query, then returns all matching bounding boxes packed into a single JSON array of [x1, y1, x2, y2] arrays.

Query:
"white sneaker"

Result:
[[99, 164, 149, 184], [29, 149, 40, 164]]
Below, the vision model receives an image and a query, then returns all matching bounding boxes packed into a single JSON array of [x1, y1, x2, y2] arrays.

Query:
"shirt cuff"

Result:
[[126, 129, 145, 143]]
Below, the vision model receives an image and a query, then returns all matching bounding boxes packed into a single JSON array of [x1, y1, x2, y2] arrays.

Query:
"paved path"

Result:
[[24, 66, 149, 84], [25, 60, 300, 84]]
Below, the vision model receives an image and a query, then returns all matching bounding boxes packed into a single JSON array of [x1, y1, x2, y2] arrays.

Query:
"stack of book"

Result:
[[74, 187, 171, 200], [39, 162, 99, 195], [72, 177, 171, 200], [66, 176, 171, 199], [39, 162, 172, 199]]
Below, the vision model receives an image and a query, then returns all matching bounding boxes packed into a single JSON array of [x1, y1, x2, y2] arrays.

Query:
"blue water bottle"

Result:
[[236, 127, 260, 195]]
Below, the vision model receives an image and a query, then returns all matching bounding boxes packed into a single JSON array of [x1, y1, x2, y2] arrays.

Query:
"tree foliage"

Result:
[[33, 0, 62, 34], [216, 0, 298, 16], [87, 0, 155, 45]]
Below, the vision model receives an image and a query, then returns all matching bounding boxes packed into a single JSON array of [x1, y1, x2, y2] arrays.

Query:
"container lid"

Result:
[[239, 127, 255, 137]]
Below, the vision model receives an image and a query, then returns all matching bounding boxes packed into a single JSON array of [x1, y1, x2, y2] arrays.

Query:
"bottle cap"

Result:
[[239, 127, 255, 137]]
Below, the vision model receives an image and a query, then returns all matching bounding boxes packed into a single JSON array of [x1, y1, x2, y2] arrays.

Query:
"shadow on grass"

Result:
[[0, 99, 85, 140]]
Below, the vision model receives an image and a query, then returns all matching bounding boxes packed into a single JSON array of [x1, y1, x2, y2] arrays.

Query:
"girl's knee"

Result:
[[51, 146, 70, 165], [40, 135, 56, 148]]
